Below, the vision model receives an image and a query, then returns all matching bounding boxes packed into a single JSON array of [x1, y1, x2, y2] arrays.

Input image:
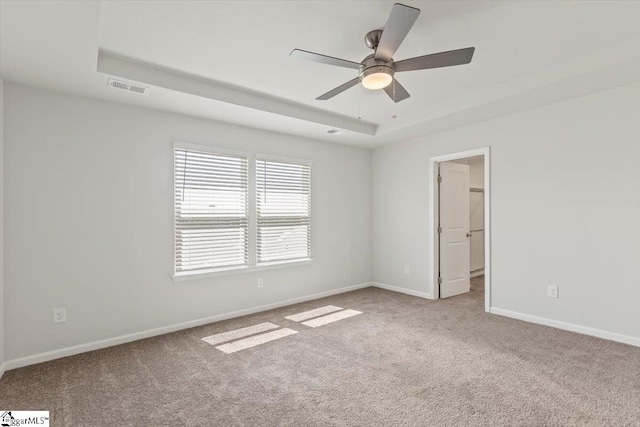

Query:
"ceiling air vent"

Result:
[[108, 78, 148, 95]]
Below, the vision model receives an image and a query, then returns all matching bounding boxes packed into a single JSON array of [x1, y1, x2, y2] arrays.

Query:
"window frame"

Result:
[[172, 142, 313, 281]]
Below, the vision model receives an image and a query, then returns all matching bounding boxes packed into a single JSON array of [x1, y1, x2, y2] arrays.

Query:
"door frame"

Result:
[[429, 147, 491, 312]]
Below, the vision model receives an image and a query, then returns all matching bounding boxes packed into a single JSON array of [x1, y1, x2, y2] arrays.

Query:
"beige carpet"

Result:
[[1, 277, 639, 426]]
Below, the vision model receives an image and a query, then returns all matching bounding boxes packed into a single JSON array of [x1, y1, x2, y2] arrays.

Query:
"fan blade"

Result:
[[383, 79, 410, 103], [316, 77, 360, 100], [290, 49, 361, 70], [375, 3, 421, 62], [395, 47, 475, 72]]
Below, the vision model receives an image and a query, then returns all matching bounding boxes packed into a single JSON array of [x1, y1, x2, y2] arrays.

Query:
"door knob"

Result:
[[466, 232, 472, 237]]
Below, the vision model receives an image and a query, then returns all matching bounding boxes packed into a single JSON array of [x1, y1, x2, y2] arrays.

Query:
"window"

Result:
[[174, 147, 248, 273], [256, 158, 311, 264], [174, 144, 311, 277]]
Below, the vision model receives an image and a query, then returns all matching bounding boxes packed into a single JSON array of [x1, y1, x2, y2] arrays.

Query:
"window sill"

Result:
[[172, 258, 314, 282]]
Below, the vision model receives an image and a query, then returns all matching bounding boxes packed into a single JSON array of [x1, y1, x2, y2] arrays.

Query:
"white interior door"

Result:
[[439, 162, 471, 298]]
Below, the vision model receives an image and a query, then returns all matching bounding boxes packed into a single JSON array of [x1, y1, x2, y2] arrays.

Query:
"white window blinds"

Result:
[[174, 148, 248, 273], [256, 159, 311, 264]]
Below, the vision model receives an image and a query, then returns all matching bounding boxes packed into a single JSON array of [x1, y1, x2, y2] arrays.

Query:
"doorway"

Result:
[[429, 147, 491, 312]]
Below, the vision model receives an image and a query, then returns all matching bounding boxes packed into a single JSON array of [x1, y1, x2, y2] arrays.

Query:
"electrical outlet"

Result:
[[404, 265, 411, 274], [547, 285, 558, 299], [53, 308, 66, 324], [257, 278, 264, 288]]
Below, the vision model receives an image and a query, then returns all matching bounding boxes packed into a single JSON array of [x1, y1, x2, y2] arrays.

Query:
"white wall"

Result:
[[467, 158, 484, 272], [3, 84, 372, 362], [372, 83, 640, 341], [0, 76, 5, 374], [3, 81, 639, 366], [469, 157, 484, 190]]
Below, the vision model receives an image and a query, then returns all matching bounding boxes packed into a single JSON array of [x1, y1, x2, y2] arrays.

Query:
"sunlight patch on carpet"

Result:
[[216, 328, 298, 354], [285, 305, 343, 322], [202, 322, 280, 346], [301, 309, 362, 328]]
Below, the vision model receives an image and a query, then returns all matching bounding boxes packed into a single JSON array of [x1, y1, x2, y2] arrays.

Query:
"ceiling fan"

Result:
[[290, 3, 475, 103]]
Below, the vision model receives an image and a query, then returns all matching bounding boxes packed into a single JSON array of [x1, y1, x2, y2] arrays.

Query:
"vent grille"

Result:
[[108, 78, 148, 95]]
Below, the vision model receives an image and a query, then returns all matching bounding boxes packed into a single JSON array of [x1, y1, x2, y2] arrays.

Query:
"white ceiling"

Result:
[[1, 1, 639, 148]]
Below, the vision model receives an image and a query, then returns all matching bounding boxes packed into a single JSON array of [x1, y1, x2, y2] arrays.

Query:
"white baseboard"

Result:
[[0, 362, 5, 380], [470, 269, 485, 278], [371, 282, 433, 300], [3, 282, 374, 372], [490, 307, 640, 347]]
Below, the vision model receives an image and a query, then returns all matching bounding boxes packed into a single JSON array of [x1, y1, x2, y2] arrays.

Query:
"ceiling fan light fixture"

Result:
[[360, 66, 394, 90]]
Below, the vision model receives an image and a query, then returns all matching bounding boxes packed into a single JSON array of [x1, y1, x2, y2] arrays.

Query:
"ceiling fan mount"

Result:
[[291, 3, 475, 103], [364, 29, 384, 50]]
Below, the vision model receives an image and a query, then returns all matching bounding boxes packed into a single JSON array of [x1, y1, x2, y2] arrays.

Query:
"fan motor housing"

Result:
[[359, 54, 395, 81]]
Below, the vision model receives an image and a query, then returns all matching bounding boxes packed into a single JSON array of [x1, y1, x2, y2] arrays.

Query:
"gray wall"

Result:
[[372, 83, 640, 340], [3, 84, 372, 362]]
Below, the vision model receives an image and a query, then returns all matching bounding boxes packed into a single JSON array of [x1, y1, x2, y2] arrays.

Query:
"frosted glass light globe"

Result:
[[361, 72, 393, 90]]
